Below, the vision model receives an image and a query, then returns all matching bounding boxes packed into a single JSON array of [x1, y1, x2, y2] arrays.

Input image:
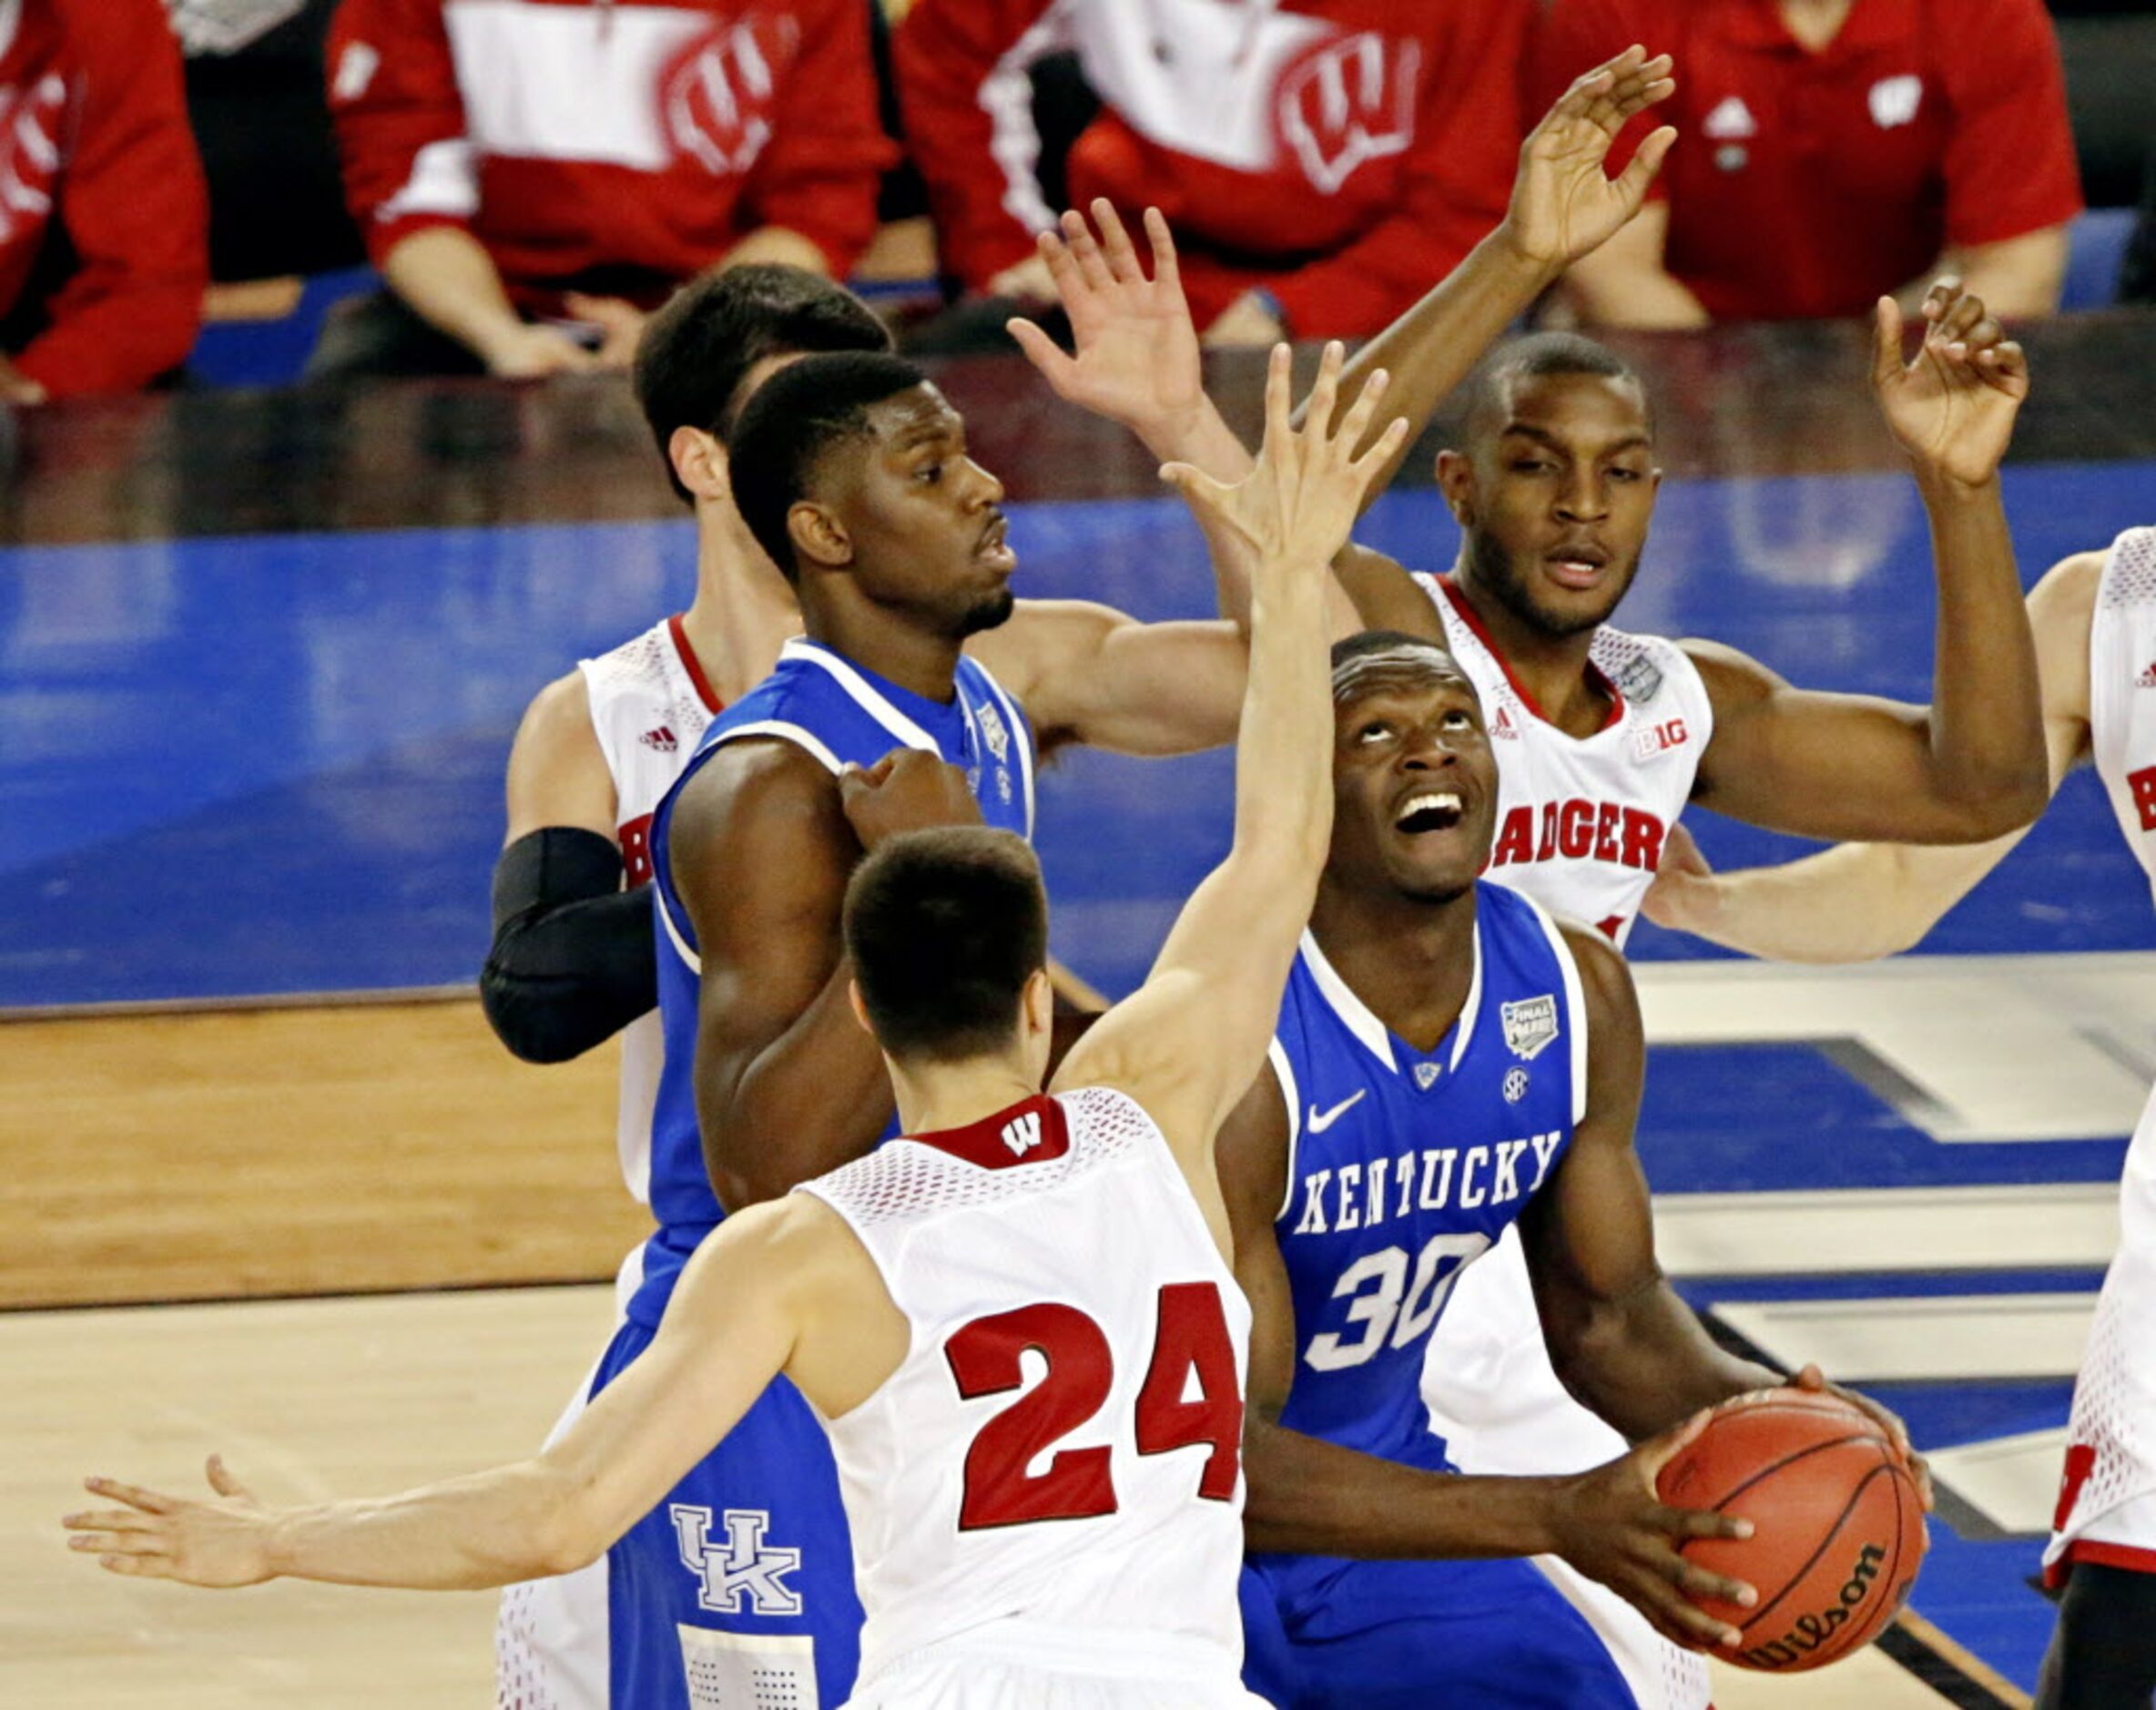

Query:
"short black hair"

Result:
[[633, 265, 892, 504], [844, 828, 1049, 1064], [1459, 331, 1652, 448], [726, 351, 930, 579]]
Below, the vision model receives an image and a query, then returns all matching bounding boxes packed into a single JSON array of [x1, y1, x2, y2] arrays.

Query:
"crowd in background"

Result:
[[1, 0, 2151, 402]]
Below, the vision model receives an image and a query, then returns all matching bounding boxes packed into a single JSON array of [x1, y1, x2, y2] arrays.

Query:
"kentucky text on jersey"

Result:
[[1289, 1129, 1567, 1236]]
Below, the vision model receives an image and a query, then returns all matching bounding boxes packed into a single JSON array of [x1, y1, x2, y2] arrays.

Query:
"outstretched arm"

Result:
[[62, 1196, 867, 1591], [1646, 549, 2097, 960], [1053, 344, 1405, 1157], [1685, 283, 2048, 845]]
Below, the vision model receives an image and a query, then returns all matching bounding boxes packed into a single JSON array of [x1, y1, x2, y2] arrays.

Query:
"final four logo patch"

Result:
[[1501, 995, 1559, 1062]]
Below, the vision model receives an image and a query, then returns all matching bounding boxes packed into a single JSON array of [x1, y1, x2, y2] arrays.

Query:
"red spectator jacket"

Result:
[[328, 0, 894, 307], [0, 0, 206, 398], [895, 0, 1526, 338], [1531, 0, 2083, 321]]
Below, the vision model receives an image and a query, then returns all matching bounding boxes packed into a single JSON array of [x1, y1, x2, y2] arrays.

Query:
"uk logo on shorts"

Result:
[[671, 1505, 805, 1615]]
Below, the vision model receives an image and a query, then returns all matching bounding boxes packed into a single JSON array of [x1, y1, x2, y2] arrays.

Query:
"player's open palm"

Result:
[[1008, 201, 1204, 445], [1551, 1412, 1759, 1653], [839, 749, 982, 850], [65, 1456, 276, 1588], [1161, 341, 1409, 577], [1872, 280, 2029, 489], [1503, 46, 1677, 271]]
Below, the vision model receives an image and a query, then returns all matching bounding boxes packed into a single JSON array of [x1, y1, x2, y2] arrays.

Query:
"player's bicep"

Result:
[[989, 601, 1246, 757], [671, 748, 854, 1110], [503, 673, 617, 843]]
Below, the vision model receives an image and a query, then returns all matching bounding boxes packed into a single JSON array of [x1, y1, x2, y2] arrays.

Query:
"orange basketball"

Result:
[[1655, 1389, 1927, 1673]]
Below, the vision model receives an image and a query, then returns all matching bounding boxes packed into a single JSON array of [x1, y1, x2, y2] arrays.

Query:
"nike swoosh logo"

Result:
[[1307, 1090, 1367, 1134]]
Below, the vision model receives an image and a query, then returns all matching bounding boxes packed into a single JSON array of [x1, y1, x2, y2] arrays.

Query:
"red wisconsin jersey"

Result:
[[1529, 0, 2080, 321], [0, 0, 205, 397], [575, 615, 724, 1204], [798, 1088, 1255, 1695], [327, 0, 894, 306], [1419, 574, 1713, 944], [894, 0, 1523, 335]]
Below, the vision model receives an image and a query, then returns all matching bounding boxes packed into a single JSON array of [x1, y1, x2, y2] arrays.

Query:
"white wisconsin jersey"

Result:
[[575, 616, 723, 1203], [2049, 526, 2156, 1571], [1419, 574, 1714, 945], [799, 1087, 1254, 1695]]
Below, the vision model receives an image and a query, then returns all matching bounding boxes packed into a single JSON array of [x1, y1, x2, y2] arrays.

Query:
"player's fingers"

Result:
[[1957, 314, 2005, 357], [63, 1508, 161, 1535], [1060, 209, 1115, 294], [1615, 127, 1678, 205], [1331, 366, 1391, 457], [1089, 198, 1143, 284], [1007, 318, 1077, 391], [1633, 1408, 1715, 1481], [83, 1476, 174, 1516], [1140, 208, 1183, 295], [1922, 275, 1963, 320], [1261, 341, 1295, 448], [1612, 56, 1675, 117], [1870, 297, 1906, 387], [1546, 56, 1621, 127], [1299, 341, 1348, 452], [97, 1549, 176, 1579], [1668, 1552, 1758, 1608], [1661, 1502, 1754, 1543], [204, 1454, 256, 1502], [1348, 415, 1412, 487], [1626, 1569, 1737, 1651], [1157, 461, 1232, 514], [1932, 291, 1987, 348], [71, 1529, 169, 1557]]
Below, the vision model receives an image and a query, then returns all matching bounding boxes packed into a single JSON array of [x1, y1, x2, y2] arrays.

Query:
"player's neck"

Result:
[[1308, 880, 1478, 1056], [681, 504, 804, 703], [1449, 560, 1614, 740], [803, 598, 967, 705], [890, 1057, 1042, 1140]]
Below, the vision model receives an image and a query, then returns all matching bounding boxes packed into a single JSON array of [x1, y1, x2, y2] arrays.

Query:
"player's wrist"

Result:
[[1487, 220, 1568, 294], [1910, 460, 2002, 506]]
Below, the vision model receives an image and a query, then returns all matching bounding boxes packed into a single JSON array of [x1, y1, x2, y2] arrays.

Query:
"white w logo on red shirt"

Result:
[[1276, 32, 1420, 196]]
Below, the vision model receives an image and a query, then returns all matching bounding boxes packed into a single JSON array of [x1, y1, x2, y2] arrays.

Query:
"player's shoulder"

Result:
[[511, 667, 604, 759], [667, 731, 839, 863]]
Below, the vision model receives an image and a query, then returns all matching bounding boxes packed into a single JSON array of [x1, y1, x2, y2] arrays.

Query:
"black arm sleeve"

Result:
[[480, 827, 660, 1064]]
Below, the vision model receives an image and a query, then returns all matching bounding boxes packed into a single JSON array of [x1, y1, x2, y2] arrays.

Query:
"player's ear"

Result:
[[1435, 449, 1476, 527], [789, 500, 852, 569], [846, 978, 875, 1039], [1022, 967, 1054, 1040], [669, 425, 730, 505]]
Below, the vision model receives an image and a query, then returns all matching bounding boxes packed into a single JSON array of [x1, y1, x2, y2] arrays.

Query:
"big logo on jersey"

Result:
[[1276, 32, 1420, 196], [661, 16, 797, 177], [0, 75, 66, 245]]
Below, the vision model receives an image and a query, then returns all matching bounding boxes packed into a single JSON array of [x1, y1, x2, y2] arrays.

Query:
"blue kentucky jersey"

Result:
[[1269, 881, 1586, 1474], [635, 636, 1035, 1328]]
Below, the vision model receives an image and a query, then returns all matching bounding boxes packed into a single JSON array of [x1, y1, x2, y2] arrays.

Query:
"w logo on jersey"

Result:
[[1002, 1110, 1043, 1158], [661, 17, 797, 177], [670, 1505, 803, 1616], [1277, 33, 1421, 196]]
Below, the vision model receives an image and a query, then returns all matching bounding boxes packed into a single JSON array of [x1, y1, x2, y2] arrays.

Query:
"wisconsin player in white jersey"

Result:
[[61, 339, 1409, 1710], [1643, 527, 2156, 1710]]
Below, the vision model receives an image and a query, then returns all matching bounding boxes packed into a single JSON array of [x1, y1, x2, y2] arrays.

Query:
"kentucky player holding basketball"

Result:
[[60, 339, 1407, 1709], [1644, 526, 2156, 1710], [1215, 630, 1924, 1707]]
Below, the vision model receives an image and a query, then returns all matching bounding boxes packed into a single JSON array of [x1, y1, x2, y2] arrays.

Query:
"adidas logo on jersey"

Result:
[[640, 725, 679, 752], [1703, 95, 1757, 140], [1490, 703, 1520, 741], [2137, 664, 2156, 688]]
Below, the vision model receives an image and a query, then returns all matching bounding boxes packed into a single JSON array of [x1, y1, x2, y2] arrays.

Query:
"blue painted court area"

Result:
[[5, 457, 2156, 1697]]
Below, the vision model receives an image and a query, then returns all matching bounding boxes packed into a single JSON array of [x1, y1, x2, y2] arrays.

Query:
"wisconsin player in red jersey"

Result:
[[60, 341, 1410, 1709]]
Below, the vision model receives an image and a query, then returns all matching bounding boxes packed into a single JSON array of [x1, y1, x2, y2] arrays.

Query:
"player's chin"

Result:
[[957, 586, 1017, 637], [1385, 845, 1480, 902]]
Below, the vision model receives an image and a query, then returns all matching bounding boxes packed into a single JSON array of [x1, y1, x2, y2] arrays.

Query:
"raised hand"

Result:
[[1008, 200, 1205, 447], [838, 749, 983, 850], [1160, 341, 1409, 575], [64, 1456, 277, 1588], [1547, 1411, 1759, 1652], [1501, 46, 1678, 273], [1872, 280, 2030, 489]]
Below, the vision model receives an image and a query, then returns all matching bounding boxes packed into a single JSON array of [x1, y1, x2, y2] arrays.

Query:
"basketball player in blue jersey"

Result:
[[1215, 631, 1926, 1708]]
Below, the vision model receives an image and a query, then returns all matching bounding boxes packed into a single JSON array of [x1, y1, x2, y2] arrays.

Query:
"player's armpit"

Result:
[[668, 742, 895, 1210], [1330, 543, 1447, 646]]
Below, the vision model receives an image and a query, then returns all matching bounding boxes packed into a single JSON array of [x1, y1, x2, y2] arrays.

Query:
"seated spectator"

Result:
[[893, 0, 1524, 347], [0, 0, 208, 403], [1530, 0, 2082, 327], [315, 0, 894, 379]]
